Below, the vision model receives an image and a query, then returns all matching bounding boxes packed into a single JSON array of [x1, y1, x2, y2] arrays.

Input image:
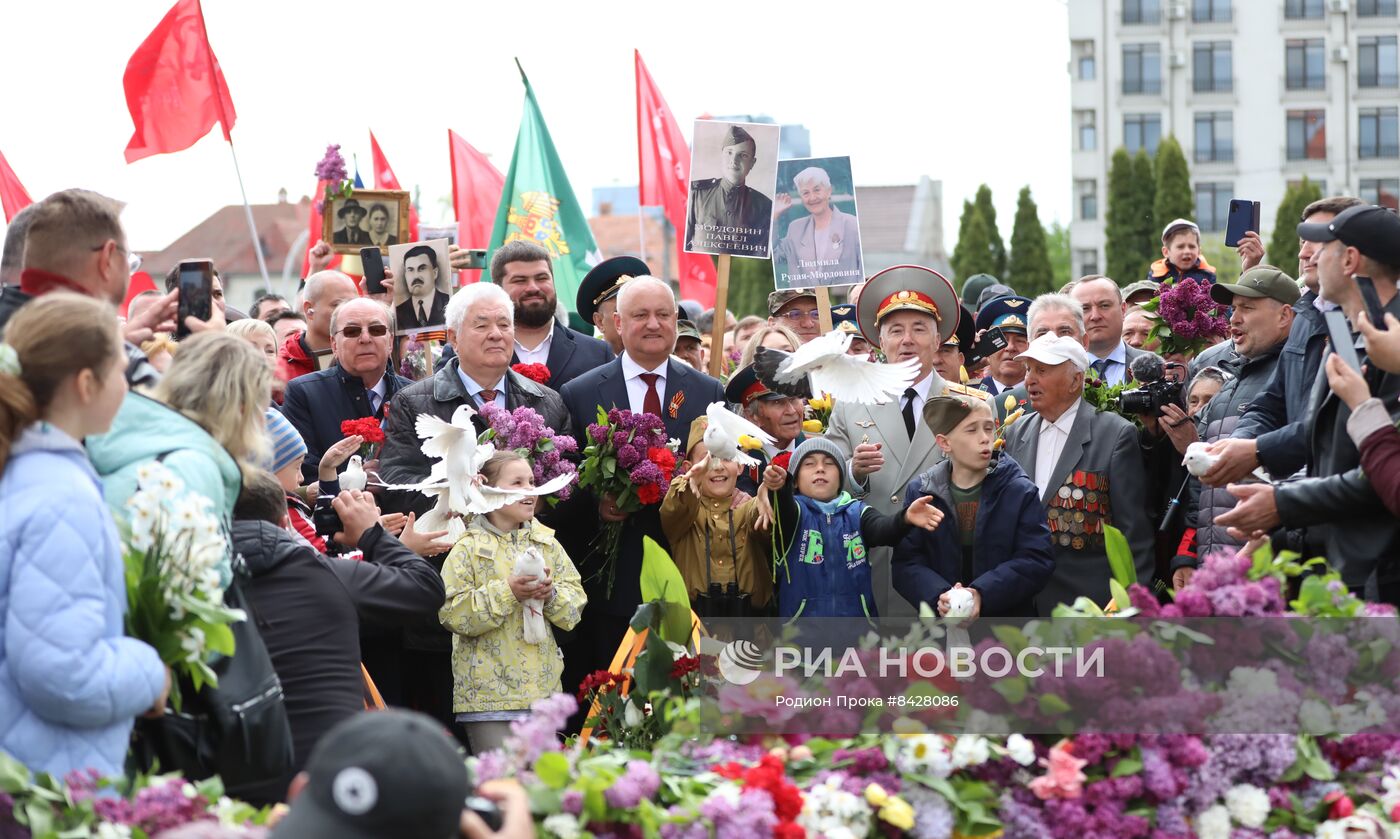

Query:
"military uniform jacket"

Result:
[[685, 178, 773, 257], [824, 372, 994, 617], [1001, 401, 1154, 615]]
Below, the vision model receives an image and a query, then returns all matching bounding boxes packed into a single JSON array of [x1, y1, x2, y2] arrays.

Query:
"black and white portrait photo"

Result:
[[684, 120, 780, 259], [389, 238, 453, 332]]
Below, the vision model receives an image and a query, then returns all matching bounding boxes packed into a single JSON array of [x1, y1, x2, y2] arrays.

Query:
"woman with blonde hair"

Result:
[[0, 293, 170, 777], [227, 316, 286, 402], [89, 331, 273, 584], [738, 322, 801, 369]]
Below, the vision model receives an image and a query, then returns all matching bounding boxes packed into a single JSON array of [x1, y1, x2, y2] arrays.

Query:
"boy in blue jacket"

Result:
[[769, 437, 943, 618], [894, 395, 1054, 618]]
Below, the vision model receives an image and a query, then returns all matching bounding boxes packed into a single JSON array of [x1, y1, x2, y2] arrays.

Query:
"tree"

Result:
[[1152, 135, 1193, 242], [973, 184, 1007, 277], [1268, 177, 1322, 275], [1045, 221, 1072, 291], [949, 200, 976, 283], [1007, 186, 1054, 297], [952, 207, 999, 282], [1105, 148, 1157, 285], [725, 255, 774, 319], [1132, 150, 1158, 264]]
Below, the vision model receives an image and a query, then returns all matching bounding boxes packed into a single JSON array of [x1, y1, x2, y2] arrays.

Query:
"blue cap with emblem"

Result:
[[974, 295, 1033, 336]]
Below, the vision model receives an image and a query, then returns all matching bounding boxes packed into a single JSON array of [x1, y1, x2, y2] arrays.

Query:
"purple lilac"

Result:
[[700, 788, 778, 836], [561, 789, 585, 815], [314, 144, 347, 182], [92, 778, 215, 834], [903, 784, 955, 839], [604, 760, 661, 809], [998, 789, 1052, 839]]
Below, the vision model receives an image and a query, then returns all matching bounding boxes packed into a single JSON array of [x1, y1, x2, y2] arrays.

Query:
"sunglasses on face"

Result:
[[338, 324, 390, 338]]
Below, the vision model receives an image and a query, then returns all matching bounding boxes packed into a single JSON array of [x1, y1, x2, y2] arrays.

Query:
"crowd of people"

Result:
[[1, 185, 1399, 833]]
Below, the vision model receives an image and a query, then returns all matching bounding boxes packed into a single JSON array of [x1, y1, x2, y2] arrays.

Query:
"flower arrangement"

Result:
[[512, 362, 552, 386], [803, 393, 833, 434], [476, 403, 577, 503], [578, 407, 678, 595], [339, 416, 384, 459], [122, 463, 245, 709], [397, 333, 440, 381], [1139, 278, 1230, 358], [313, 143, 352, 211]]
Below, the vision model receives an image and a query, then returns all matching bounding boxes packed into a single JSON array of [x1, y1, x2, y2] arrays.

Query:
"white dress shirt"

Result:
[[901, 372, 938, 426], [514, 327, 554, 367], [458, 368, 507, 412], [366, 376, 387, 414], [1034, 398, 1082, 497], [620, 352, 668, 414], [1090, 342, 1129, 386]]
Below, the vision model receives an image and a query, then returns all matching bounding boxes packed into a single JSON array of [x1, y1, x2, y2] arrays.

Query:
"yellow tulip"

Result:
[[738, 435, 764, 450], [802, 419, 824, 434], [1003, 394, 1016, 412], [1003, 408, 1024, 427], [865, 783, 889, 806], [880, 797, 916, 831]]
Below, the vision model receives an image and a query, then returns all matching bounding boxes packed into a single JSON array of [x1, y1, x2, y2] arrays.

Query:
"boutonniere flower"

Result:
[[668, 391, 685, 418]]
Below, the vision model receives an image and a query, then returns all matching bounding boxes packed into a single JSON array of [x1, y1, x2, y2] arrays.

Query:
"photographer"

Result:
[[1170, 268, 1298, 586]]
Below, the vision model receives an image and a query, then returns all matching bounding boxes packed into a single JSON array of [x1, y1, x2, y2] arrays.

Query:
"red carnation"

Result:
[[340, 416, 384, 444], [1325, 791, 1355, 820], [670, 656, 700, 679], [511, 362, 551, 385], [773, 824, 805, 839], [648, 447, 677, 483], [637, 483, 663, 505], [771, 452, 792, 472]]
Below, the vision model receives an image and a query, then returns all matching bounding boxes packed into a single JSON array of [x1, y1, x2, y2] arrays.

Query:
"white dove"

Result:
[[1183, 442, 1269, 482], [703, 401, 775, 466], [339, 455, 368, 492], [415, 405, 499, 515], [415, 481, 467, 543], [753, 329, 921, 405], [513, 547, 550, 645], [469, 471, 577, 515]]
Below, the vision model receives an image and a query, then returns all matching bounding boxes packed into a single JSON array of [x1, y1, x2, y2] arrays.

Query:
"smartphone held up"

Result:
[[175, 258, 214, 339]]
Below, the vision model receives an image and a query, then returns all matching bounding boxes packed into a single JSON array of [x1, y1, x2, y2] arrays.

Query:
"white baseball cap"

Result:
[[1016, 334, 1091, 372]]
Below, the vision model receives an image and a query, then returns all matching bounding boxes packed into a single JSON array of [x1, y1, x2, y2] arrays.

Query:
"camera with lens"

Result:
[[312, 495, 344, 541], [1120, 354, 1185, 417]]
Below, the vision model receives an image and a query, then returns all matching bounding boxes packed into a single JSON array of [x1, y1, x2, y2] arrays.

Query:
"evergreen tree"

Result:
[[1007, 186, 1054, 297], [949, 200, 976, 283], [1045, 221, 1072, 291], [1152, 136, 1193, 240], [973, 184, 1007, 278], [725, 255, 774, 318], [1105, 149, 1142, 284], [1131, 150, 1158, 279], [953, 208, 998, 281], [1268, 177, 1322, 275]]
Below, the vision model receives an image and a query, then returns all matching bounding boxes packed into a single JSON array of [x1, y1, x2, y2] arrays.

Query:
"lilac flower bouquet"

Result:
[[476, 403, 578, 504], [1139, 277, 1230, 357], [312, 143, 353, 211]]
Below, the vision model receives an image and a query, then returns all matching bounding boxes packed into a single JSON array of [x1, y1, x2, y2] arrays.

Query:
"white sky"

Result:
[[0, 0, 1072, 254]]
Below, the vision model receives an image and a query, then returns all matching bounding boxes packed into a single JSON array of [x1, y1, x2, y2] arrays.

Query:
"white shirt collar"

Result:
[[458, 367, 507, 397], [514, 326, 554, 357], [910, 371, 938, 400], [367, 376, 387, 398], [1041, 398, 1082, 435], [621, 351, 668, 381], [1093, 341, 1128, 366]]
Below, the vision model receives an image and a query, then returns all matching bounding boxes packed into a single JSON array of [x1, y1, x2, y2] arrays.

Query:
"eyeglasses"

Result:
[[338, 324, 390, 338], [91, 243, 142, 273], [779, 308, 821, 323]]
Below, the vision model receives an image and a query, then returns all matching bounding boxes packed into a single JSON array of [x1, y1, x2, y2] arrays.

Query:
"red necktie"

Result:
[[640, 372, 662, 416]]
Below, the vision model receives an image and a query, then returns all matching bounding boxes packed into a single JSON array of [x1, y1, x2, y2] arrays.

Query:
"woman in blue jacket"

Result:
[[894, 396, 1055, 618], [0, 295, 169, 778]]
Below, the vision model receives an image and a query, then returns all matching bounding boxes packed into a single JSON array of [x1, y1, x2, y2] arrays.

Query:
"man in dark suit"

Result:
[[394, 245, 451, 329], [1001, 334, 1154, 614], [1068, 276, 1148, 386], [685, 124, 773, 257], [557, 275, 724, 697], [332, 199, 371, 245], [491, 240, 613, 390], [280, 298, 412, 484]]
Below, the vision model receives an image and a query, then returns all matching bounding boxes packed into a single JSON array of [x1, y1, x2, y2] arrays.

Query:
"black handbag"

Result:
[[129, 556, 294, 788]]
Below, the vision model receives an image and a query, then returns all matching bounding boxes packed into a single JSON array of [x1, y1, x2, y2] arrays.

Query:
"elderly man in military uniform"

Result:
[[824, 266, 995, 617], [685, 125, 773, 257], [975, 294, 1033, 395]]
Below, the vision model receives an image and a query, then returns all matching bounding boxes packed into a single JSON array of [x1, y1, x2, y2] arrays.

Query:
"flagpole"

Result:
[[227, 137, 271, 291]]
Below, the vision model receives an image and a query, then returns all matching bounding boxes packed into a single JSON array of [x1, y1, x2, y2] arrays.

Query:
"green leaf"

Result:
[[990, 625, 1029, 653], [1111, 755, 1143, 777], [1104, 525, 1136, 586], [1109, 578, 1132, 612], [639, 537, 693, 644], [534, 752, 571, 789], [993, 678, 1027, 705], [0, 751, 31, 794], [1038, 694, 1071, 716]]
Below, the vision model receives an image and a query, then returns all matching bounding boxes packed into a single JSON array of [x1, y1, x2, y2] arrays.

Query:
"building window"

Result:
[[1075, 249, 1100, 276], [1286, 39, 1326, 90], [1285, 0, 1324, 18], [1359, 107, 1400, 158], [1195, 183, 1232, 231], [1357, 0, 1397, 15], [1194, 112, 1234, 162], [1193, 41, 1233, 92], [1077, 180, 1098, 220], [1124, 113, 1163, 155], [1075, 110, 1097, 151], [1123, 44, 1162, 95], [1286, 110, 1327, 160], [1123, 0, 1161, 24], [1192, 0, 1232, 20], [1074, 40, 1096, 80], [1361, 178, 1400, 210], [1358, 36, 1399, 88]]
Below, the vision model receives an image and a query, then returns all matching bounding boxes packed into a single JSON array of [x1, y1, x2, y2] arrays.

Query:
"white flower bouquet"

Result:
[[122, 462, 244, 709]]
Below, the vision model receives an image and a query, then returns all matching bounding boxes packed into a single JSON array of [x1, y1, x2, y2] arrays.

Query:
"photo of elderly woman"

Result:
[[771, 156, 864, 289]]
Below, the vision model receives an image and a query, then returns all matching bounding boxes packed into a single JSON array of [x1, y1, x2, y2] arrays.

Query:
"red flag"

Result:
[[0, 148, 34, 222], [300, 180, 342, 277], [119, 271, 157, 318], [123, 0, 237, 163], [369, 131, 420, 241], [448, 130, 506, 284], [635, 50, 717, 306]]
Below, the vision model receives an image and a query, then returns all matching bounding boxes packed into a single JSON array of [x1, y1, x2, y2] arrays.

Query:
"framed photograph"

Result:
[[389, 238, 453, 334], [323, 189, 410, 255], [683, 119, 780, 259], [771, 156, 864, 290]]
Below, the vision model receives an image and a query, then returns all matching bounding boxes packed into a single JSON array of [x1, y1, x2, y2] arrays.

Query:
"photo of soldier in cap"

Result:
[[323, 190, 411, 255], [684, 120, 780, 259]]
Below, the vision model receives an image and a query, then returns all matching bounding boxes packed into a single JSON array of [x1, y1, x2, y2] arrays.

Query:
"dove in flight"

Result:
[[415, 405, 498, 515], [513, 547, 550, 645], [468, 471, 576, 515], [753, 329, 921, 405], [702, 401, 775, 466]]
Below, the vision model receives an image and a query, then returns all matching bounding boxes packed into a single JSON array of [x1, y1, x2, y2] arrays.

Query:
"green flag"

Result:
[[488, 63, 601, 312]]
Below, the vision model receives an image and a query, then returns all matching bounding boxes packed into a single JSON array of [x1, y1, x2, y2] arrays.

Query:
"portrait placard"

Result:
[[389, 239, 453, 334], [323, 190, 410, 255], [771, 156, 864, 289], [683, 120, 780, 259]]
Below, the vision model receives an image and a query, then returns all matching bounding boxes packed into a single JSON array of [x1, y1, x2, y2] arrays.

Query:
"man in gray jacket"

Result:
[[1002, 334, 1153, 614]]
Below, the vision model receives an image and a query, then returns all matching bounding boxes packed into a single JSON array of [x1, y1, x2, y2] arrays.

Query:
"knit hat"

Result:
[[263, 408, 308, 474], [790, 436, 847, 492]]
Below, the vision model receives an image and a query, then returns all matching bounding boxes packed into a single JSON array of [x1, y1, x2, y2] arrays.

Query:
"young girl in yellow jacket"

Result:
[[438, 451, 586, 754]]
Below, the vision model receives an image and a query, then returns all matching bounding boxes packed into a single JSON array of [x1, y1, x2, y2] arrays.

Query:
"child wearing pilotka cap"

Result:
[[893, 395, 1054, 618], [1148, 218, 1218, 285]]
